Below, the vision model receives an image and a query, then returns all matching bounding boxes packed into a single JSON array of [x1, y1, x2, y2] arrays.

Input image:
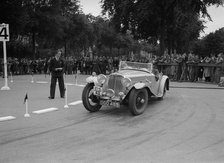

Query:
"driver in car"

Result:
[[152, 65, 160, 81]]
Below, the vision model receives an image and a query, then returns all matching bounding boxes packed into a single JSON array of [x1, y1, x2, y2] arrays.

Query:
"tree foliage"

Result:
[[1, 0, 222, 59], [0, 0, 29, 36], [193, 28, 224, 56], [101, 0, 223, 55], [0, 0, 144, 58]]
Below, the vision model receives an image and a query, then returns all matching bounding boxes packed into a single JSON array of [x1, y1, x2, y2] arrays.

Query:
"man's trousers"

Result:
[[50, 75, 65, 98]]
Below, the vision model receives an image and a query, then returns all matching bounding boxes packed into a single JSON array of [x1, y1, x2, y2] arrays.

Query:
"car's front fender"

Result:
[[157, 76, 169, 96], [133, 82, 146, 89], [86, 76, 98, 84]]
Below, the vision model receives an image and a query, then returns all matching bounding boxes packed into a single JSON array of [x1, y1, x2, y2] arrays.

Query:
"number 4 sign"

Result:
[[0, 23, 9, 41], [1, 23, 10, 90]]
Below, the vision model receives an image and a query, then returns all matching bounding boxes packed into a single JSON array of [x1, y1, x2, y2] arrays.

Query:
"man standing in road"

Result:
[[48, 49, 65, 99]]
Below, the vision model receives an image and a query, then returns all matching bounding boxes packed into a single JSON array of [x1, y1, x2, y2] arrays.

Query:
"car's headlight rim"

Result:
[[97, 74, 107, 84], [106, 89, 115, 98], [121, 77, 131, 87]]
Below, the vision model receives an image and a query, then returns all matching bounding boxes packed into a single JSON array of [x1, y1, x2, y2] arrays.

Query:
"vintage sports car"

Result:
[[82, 61, 169, 115]]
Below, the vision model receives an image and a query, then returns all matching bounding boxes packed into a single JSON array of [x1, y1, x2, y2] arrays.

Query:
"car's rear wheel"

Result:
[[82, 83, 102, 112], [129, 88, 148, 115]]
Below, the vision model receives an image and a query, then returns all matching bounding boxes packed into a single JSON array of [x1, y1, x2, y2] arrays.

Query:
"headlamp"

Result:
[[121, 77, 131, 88], [97, 74, 107, 84]]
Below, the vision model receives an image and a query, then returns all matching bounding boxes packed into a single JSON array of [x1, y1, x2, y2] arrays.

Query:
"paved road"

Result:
[[0, 74, 224, 163]]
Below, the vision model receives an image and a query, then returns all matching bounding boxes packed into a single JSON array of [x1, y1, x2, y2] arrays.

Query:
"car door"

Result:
[[145, 74, 161, 96]]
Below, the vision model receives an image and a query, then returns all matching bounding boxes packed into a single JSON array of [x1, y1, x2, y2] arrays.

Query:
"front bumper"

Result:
[[93, 86, 124, 108]]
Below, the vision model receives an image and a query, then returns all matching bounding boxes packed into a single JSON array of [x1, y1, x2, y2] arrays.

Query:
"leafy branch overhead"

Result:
[[0, 0, 223, 58], [101, 0, 223, 54]]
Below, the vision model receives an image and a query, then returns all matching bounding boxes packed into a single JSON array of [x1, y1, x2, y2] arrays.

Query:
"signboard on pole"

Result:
[[0, 23, 10, 90], [0, 23, 9, 41]]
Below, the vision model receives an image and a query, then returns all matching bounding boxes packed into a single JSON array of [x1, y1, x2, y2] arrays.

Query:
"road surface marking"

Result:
[[75, 84, 85, 87], [65, 83, 76, 86], [68, 100, 82, 106], [32, 107, 58, 114], [0, 116, 16, 122], [36, 81, 48, 84]]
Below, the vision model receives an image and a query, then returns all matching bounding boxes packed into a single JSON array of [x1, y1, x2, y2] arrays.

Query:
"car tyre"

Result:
[[129, 88, 148, 115], [82, 83, 102, 112]]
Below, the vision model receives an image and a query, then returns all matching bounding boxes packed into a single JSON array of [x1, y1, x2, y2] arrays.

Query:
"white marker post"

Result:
[[64, 84, 69, 109], [31, 72, 34, 83], [75, 72, 78, 85], [24, 100, 30, 117], [0, 23, 10, 90], [10, 72, 13, 82], [24, 93, 30, 117]]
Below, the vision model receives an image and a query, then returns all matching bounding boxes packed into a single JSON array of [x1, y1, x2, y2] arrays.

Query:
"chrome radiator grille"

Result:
[[108, 75, 123, 95]]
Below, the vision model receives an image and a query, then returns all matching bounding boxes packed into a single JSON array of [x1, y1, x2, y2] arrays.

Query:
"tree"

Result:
[[0, 0, 29, 37], [23, 0, 80, 58], [193, 28, 224, 56], [101, 0, 223, 55]]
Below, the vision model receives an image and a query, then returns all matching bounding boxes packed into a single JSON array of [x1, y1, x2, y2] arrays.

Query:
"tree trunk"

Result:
[[64, 40, 67, 57], [110, 46, 112, 56], [32, 31, 36, 60], [159, 27, 165, 56], [159, 16, 166, 56]]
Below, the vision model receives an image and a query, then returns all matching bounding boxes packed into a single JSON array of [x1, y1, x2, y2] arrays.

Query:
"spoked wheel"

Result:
[[129, 88, 148, 115], [82, 83, 102, 112]]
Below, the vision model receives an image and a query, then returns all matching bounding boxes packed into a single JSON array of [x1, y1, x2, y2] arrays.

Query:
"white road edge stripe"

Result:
[[65, 83, 76, 86], [68, 100, 82, 106], [36, 81, 48, 84], [33, 108, 58, 114], [0, 116, 16, 122], [75, 84, 85, 87]]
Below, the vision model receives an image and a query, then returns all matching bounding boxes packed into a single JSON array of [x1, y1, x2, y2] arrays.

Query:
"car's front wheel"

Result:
[[82, 83, 102, 112], [129, 88, 148, 115]]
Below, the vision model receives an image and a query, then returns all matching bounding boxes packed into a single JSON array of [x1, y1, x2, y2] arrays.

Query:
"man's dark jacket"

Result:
[[49, 58, 64, 76]]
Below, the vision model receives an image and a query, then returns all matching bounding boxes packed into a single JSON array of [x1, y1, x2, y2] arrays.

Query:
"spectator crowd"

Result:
[[153, 52, 224, 83], [0, 55, 120, 76], [1, 52, 224, 83]]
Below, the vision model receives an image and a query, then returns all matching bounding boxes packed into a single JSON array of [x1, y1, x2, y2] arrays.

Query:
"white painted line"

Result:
[[36, 81, 48, 84], [0, 116, 16, 122], [65, 83, 76, 86], [32, 107, 58, 114], [75, 84, 85, 87], [68, 100, 82, 106]]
